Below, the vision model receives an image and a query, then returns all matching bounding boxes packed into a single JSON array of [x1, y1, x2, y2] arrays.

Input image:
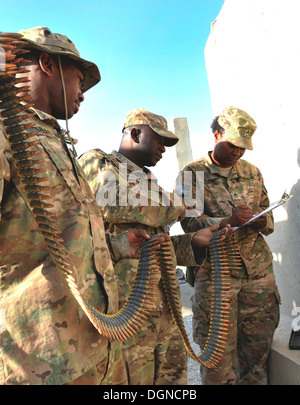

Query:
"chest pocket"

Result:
[[40, 138, 86, 203], [229, 174, 262, 211]]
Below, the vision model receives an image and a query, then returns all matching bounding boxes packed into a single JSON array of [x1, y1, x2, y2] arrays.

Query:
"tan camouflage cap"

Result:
[[18, 26, 100, 93], [123, 108, 179, 147], [217, 106, 257, 150]]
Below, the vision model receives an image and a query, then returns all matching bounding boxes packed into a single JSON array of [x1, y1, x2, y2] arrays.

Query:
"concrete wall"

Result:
[[204, 0, 300, 321]]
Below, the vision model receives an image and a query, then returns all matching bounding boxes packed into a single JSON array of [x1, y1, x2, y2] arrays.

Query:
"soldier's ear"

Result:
[[39, 52, 56, 78], [131, 127, 141, 144], [214, 130, 224, 143]]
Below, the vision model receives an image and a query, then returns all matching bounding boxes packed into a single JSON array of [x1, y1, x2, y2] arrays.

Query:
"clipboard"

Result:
[[232, 191, 293, 232]]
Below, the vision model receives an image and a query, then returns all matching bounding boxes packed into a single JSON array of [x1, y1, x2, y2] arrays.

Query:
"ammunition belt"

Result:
[[158, 231, 241, 368], [0, 34, 242, 368], [0, 33, 160, 342]]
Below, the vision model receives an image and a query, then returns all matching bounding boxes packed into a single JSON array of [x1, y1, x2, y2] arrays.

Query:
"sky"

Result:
[[1, 0, 225, 190]]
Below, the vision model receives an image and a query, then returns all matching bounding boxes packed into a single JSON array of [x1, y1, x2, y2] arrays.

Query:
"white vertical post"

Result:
[[172, 117, 193, 170]]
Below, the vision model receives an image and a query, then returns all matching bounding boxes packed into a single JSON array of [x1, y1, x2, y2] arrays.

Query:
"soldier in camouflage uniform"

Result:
[[79, 108, 222, 385], [0, 27, 155, 385], [180, 106, 281, 385]]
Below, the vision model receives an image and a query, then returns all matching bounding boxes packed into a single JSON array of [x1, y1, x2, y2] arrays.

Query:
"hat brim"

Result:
[[149, 124, 179, 147], [226, 130, 253, 150], [21, 39, 101, 93]]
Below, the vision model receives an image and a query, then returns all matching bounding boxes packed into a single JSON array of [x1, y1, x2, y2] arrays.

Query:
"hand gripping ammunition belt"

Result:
[[158, 231, 241, 368], [0, 34, 242, 368]]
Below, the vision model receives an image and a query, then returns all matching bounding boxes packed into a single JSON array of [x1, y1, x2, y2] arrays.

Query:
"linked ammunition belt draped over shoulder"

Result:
[[0, 34, 241, 368], [0, 33, 159, 342]]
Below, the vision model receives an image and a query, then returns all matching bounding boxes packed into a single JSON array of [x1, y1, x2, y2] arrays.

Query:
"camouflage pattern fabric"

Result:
[[65, 343, 127, 385], [123, 108, 178, 147], [79, 149, 204, 385], [0, 109, 129, 385], [217, 106, 257, 150], [192, 269, 279, 385], [180, 152, 280, 385], [19, 26, 100, 93], [119, 310, 187, 385]]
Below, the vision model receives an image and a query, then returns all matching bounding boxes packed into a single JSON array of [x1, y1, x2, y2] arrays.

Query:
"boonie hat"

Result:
[[18, 26, 100, 93], [217, 106, 257, 150], [123, 108, 179, 147]]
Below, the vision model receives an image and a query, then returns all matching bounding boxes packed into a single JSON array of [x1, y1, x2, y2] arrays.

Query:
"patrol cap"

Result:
[[123, 108, 179, 147], [217, 106, 257, 150], [18, 26, 100, 93]]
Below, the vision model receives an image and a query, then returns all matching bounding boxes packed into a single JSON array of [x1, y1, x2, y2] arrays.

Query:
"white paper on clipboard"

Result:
[[232, 191, 293, 232]]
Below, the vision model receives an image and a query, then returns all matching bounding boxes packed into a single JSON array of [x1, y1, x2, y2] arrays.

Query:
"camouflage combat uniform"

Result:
[[0, 109, 130, 385], [79, 149, 205, 385], [180, 152, 280, 385]]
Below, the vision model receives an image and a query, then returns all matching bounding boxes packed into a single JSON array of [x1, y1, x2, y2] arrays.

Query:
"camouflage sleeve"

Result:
[[179, 164, 225, 232], [254, 183, 274, 236], [181, 214, 223, 233], [80, 149, 186, 228], [78, 148, 106, 197], [181, 186, 273, 234], [171, 233, 206, 266], [180, 163, 274, 236], [105, 231, 131, 263]]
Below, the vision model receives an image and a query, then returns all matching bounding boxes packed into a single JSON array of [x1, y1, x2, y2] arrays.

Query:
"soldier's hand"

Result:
[[231, 205, 252, 225], [127, 229, 170, 259], [221, 204, 252, 228], [250, 215, 267, 230], [192, 224, 231, 248]]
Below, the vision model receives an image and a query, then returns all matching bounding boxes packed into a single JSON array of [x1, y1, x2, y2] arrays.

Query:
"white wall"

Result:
[[205, 0, 300, 318]]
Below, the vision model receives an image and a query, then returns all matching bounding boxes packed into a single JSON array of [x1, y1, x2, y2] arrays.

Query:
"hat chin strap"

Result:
[[57, 55, 77, 157]]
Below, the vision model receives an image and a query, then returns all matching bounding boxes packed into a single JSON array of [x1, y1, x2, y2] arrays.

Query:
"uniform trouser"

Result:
[[65, 342, 128, 385], [192, 269, 280, 385], [114, 310, 187, 385]]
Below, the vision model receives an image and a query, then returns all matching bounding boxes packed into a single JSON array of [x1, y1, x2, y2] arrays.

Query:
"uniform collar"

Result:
[[205, 151, 242, 178], [111, 150, 157, 181], [111, 150, 147, 172], [29, 107, 78, 150], [29, 107, 61, 130]]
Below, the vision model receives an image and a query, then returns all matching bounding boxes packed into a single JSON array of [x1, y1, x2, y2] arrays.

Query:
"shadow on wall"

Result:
[[271, 148, 300, 318]]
